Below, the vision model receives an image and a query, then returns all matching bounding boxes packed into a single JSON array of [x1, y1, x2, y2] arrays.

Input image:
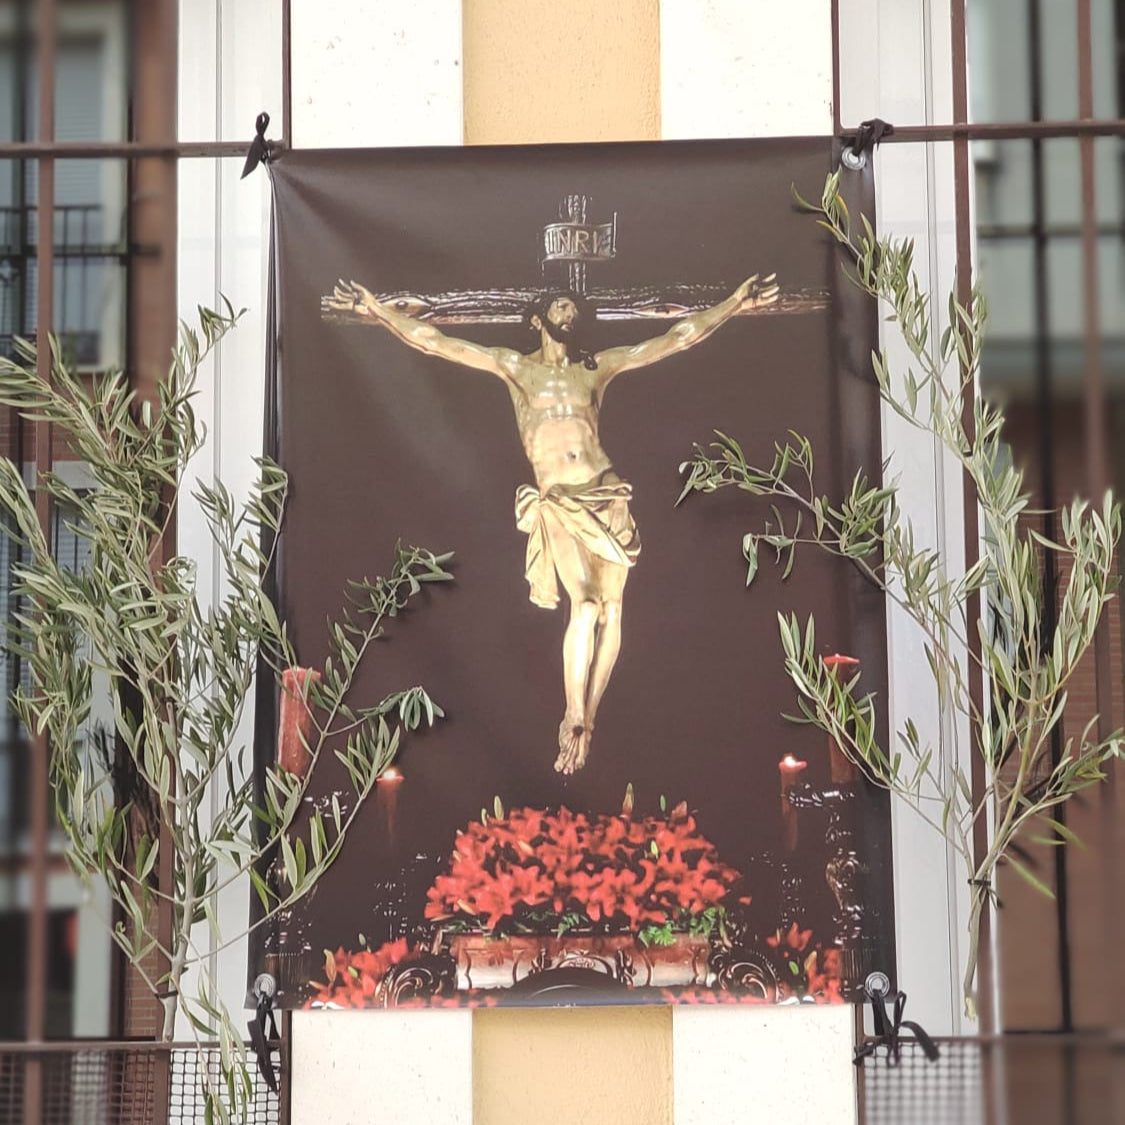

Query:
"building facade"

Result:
[[1, 2, 1122, 1123]]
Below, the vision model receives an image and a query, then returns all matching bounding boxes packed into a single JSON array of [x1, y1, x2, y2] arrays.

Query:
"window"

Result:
[[0, 0, 173, 1043], [968, 0, 1125, 1033]]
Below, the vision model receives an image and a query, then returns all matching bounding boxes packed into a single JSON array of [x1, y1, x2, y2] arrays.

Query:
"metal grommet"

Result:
[[864, 970, 890, 999], [253, 972, 278, 1002], [841, 146, 867, 172]]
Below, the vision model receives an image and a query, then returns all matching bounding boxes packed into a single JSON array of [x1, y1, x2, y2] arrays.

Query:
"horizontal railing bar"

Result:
[[0, 140, 277, 159], [0, 1038, 279, 1054], [858, 1031, 1125, 1048], [841, 118, 1125, 143], [0, 245, 130, 256], [978, 222, 1125, 240], [0, 121, 1119, 162], [6, 1033, 1117, 1055]]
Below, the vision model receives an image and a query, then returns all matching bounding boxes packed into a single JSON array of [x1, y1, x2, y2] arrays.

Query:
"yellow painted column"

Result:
[[474, 1006, 673, 1124], [461, 3, 670, 1122], [463, 0, 661, 144]]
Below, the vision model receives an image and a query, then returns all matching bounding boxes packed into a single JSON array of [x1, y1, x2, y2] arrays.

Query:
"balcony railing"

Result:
[[0, 202, 124, 367], [0, 1040, 285, 1125], [858, 1032, 1124, 1125]]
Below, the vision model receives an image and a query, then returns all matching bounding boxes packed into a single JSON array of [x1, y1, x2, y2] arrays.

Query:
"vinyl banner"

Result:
[[259, 138, 895, 1009]]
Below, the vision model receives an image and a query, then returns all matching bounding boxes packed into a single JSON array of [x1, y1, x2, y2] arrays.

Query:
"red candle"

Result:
[[823, 654, 860, 784], [376, 767, 404, 851], [779, 754, 807, 852], [277, 667, 321, 778]]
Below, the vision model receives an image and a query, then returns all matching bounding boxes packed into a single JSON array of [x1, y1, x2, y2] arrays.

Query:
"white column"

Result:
[[662, 4, 860, 1118], [290, 1010, 473, 1125], [291, 0, 463, 148], [661, 0, 833, 138], [254, 4, 469, 1121], [674, 1005, 855, 1125], [176, 0, 283, 1038], [857, 0, 979, 1035]]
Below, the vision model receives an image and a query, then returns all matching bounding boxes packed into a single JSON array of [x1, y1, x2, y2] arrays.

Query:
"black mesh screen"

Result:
[[0, 1045, 283, 1125], [859, 1036, 1123, 1125]]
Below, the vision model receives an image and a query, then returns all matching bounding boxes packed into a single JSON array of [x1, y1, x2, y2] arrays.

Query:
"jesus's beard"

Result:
[[541, 317, 576, 346], [541, 317, 596, 369]]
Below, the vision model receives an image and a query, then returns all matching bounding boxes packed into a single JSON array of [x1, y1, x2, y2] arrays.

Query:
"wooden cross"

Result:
[[323, 193, 826, 327], [541, 194, 617, 295]]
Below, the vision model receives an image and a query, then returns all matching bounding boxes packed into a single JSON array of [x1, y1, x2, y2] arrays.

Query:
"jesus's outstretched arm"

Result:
[[326, 280, 520, 380], [593, 273, 779, 381]]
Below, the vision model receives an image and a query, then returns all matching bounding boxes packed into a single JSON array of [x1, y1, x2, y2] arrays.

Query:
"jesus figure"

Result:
[[326, 276, 778, 773]]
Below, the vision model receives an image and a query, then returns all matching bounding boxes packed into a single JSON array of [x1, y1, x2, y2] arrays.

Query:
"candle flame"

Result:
[[780, 754, 807, 769], [380, 768, 404, 782]]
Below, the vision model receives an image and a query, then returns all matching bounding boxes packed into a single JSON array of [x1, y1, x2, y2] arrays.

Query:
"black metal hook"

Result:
[[841, 118, 895, 171], [247, 972, 280, 1092], [853, 118, 895, 156], [241, 111, 272, 180], [853, 974, 940, 1068]]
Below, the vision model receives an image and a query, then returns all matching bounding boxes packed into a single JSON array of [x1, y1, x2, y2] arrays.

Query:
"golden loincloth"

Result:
[[514, 477, 641, 609]]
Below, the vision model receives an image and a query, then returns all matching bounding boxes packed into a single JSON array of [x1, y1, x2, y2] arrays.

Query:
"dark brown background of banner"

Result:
[[264, 137, 894, 1003]]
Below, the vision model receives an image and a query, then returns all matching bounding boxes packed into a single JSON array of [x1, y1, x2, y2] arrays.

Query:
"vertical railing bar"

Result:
[[148, 1, 180, 1118], [109, 0, 141, 1047], [26, 1, 57, 1123], [1076, 0, 1120, 1061], [7, 0, 30, 848], [1026, 0, 1074, 1035], [950, 0, 994, 1036], [830, 0, 842, 137], [1077, 0, 1111, 646], [58, 208, 68, 345], [281, 0, 292, 148], [279, 1009, 293, 1125], [852, 1002, 867, 1121], [1076, 0, 1106, 487]]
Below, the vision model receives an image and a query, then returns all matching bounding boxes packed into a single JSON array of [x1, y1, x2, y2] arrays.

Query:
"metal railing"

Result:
[[858, 1033, 1125, 1125], [0, 201, 120, 367], [0, 1041, 284, 1125]]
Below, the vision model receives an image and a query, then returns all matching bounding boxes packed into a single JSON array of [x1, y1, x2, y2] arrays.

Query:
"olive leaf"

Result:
[[683, 173, 1123, 1020], [0, 308, 452, 1124]]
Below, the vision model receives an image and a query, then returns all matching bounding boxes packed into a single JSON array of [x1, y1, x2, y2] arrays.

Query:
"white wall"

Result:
[[177, 0, 282, 1038], [841, 0, 983, 1035]]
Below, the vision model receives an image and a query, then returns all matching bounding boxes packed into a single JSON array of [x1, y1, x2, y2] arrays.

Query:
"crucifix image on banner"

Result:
[[263, 138, 895, 1012], [323, 207, 784, 773]]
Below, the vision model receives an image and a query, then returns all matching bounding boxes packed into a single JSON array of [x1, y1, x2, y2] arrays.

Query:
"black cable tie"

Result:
[[246, 989, 279, 1093], [850, 118, 895, 157], [853, 987, 940, 1068], [240, 111, 272, 180]]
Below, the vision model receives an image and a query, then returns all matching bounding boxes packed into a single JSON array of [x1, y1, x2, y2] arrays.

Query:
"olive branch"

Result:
[[678, 171, 1123, 1018], [0, 307, 452, 1122]]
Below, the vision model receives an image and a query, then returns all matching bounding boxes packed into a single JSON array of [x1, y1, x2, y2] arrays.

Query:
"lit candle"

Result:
[[822, 654, 860, 784], [376, 767, 404, 855], [779, 754, 807, 852], [277, 667, 321, 778]]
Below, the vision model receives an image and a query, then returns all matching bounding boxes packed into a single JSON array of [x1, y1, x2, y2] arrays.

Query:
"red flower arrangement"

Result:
[[306, 937, 415, 1008], [766, 922, 844, 1003], [424, 801, 741, 940]]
